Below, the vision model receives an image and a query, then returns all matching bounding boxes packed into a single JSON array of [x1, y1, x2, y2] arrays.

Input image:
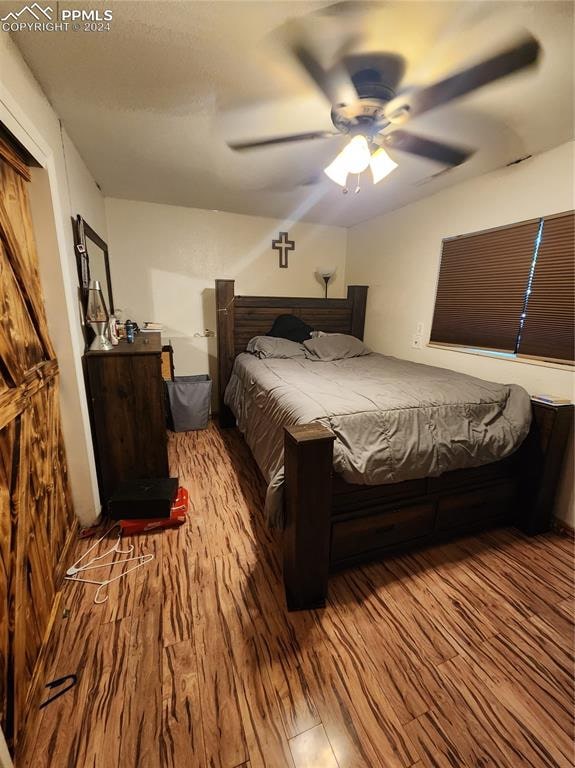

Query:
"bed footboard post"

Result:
[[215, 279, 236, 427], [347, 285, 368, 340], [517, 401, 573, 535], [283, 423, 335, 611]]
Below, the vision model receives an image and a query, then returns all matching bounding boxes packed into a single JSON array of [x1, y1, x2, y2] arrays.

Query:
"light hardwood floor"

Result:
[[19, 422, 574, 767]]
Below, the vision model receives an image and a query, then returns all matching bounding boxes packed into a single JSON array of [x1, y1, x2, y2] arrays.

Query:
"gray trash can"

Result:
[[165, 375, 211, 431]]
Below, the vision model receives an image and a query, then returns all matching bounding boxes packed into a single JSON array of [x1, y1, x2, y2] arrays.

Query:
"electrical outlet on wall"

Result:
[[416, 322, 424, 335], [412, 335, 423, 349]]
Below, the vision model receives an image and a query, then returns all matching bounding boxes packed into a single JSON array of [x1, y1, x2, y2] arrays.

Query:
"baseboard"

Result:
[[55, 518, 80, 583], [552, 516, 575, 540]]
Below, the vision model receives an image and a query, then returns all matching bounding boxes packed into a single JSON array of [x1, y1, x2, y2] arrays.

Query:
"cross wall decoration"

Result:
[[272, 231, 295, 269]]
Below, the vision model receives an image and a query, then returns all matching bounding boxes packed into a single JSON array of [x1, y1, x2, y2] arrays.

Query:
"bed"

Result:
[[216, 279, 573, 610]]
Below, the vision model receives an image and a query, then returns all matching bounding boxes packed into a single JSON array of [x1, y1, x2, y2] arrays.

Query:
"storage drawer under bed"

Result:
[[331, 501, 436, 564], [436, 479, 517, 531], [330, 478, 518, 567]]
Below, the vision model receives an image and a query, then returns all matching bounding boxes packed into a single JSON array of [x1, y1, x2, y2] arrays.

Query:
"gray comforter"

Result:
[[224, 353, 531, 526]]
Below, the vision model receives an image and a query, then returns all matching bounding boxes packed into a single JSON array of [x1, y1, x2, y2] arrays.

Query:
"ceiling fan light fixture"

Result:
[[370, 147, 398, 184], [341, 134, 371, 174], [324, 134, 372, 186], [323, 156, 349, 187]]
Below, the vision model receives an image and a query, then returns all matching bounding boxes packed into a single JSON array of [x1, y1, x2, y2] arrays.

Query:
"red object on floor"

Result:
[[120, 487, 189, 535], [171, 486, 189, 513]]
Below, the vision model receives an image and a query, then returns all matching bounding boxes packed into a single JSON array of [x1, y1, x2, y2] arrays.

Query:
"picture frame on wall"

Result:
[[72, 214, 115, 314]]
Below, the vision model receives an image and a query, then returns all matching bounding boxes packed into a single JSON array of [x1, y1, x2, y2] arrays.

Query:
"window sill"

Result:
[[427, 342, 575, 372]]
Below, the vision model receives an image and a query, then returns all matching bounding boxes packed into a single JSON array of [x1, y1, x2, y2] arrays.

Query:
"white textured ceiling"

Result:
[[10, 0, 575, 226]]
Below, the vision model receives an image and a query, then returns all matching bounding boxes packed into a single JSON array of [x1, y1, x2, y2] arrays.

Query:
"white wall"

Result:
[[105, 197, 347, 403], [61, 129, 108, 239], [347, 140, 575, 525], [0, 31, 103, 525]]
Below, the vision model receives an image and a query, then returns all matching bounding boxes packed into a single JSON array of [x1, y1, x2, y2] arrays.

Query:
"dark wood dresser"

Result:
[[84, 332, 169, 506]]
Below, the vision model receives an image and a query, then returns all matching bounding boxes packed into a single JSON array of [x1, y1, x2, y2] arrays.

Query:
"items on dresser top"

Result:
[[531, 394, 573, 406]]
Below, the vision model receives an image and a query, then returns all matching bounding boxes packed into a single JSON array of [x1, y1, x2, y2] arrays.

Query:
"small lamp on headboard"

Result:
[[316, 266, 336, 299]]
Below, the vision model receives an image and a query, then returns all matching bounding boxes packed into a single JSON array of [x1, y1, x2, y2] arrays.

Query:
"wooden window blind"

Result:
[[517, 211, 575, 363], [430, 219, 540, 351]]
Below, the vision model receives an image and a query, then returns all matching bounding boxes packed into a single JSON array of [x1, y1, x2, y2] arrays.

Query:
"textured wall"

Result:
[[105, 197, 347, 403]]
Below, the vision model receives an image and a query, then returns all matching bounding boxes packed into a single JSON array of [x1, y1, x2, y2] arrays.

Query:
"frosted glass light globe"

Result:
[[342, 135, 371, 174], [370, 147, 398, 184]]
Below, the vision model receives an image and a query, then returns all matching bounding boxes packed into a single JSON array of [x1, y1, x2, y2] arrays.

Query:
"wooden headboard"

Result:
[[215, 279, 368, 423]]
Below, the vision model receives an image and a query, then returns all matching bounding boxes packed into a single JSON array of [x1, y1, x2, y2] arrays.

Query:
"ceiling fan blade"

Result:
[[317, 1, 384, 16], [382, 130, 474, 166], [292, 44, 358, 106], [385, 34, 540, 123], [228, 131, 338, 151], [281, 18, 359, 107]]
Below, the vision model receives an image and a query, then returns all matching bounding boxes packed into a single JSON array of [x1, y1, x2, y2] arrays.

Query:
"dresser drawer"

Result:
[[436, 480, 517, 532], [331, 502, 436, 563]]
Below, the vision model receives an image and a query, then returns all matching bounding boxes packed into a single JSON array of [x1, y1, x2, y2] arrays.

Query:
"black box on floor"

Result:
[[108, 477, 179, 520]]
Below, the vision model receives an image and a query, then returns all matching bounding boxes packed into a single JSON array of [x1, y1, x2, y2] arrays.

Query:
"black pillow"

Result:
[[267, 314, 313, 343]]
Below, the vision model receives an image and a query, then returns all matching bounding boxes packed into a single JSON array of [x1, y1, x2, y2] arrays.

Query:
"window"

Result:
[[430, 211, 574, 364], [517, 212, 574, 363]]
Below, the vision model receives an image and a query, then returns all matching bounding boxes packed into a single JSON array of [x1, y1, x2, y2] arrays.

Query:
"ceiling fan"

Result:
[[227, 25, 540, 193]]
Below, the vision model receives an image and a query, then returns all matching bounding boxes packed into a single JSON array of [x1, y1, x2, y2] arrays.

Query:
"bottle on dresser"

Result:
[[125, 319, 135, 344]]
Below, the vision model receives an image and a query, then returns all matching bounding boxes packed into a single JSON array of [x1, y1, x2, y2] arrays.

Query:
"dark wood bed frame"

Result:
[[216, 279, 573, 610]]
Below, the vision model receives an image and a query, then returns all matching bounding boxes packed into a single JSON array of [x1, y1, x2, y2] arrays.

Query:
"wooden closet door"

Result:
[[0, 137, 74, 748]]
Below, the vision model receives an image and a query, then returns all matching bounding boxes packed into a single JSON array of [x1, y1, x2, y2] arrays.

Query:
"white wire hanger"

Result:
[[66, 523, 134, 575], [65, 523, 154, 604]]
